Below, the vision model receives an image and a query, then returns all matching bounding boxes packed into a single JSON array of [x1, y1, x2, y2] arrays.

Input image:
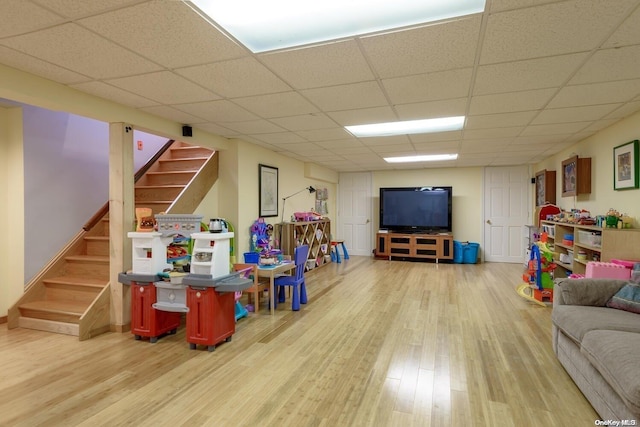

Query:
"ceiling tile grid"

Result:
[[2, 0, 640, 171]]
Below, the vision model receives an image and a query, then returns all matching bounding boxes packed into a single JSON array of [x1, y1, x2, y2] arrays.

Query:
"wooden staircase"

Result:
[[8, 141, 218, 340]]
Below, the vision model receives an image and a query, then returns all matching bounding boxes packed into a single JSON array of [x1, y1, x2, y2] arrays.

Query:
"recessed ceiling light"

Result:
[[384, 154, 459, 163], [185, 0, 486, 53], [346, 116, 465, 137]]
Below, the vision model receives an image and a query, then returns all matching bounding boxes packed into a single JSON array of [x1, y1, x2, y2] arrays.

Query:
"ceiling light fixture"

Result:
[[346, 116, 465, 137], [185, 0, 486, 53], [384, 154, 459, 163]]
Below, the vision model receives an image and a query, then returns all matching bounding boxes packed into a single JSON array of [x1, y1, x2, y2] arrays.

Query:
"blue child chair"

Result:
[[274, 245, 309, 311]]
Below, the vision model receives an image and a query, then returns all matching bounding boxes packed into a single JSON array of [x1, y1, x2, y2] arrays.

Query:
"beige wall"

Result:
[[0, 106, 25, 318], [372, 167, 484, 244], [535, 110, 640, 227]]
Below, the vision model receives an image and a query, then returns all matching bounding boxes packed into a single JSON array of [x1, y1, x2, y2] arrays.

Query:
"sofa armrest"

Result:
[[554, 278, 627, 307]]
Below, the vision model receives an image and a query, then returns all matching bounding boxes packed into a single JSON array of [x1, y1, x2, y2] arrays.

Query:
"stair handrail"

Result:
[[82, 139, 175, 231]]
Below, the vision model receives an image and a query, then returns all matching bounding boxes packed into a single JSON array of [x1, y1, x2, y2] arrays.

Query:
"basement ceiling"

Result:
[[2, 0, 640, 172]]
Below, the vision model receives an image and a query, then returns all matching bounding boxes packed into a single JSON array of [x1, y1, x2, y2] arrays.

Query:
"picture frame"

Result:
[[561, 156, 578, 197], [258, 164, 278, 217], [613, 140, 639, 190]]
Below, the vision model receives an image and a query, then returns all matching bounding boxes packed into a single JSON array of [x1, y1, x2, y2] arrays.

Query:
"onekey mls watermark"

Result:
[[595, 421, 637, 426]]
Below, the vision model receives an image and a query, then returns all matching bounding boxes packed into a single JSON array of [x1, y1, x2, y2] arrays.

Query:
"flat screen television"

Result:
[[379, 186, 452, 233]]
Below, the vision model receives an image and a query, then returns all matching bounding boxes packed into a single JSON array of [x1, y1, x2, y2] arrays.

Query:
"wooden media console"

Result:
[[375, 232, 454, 262]]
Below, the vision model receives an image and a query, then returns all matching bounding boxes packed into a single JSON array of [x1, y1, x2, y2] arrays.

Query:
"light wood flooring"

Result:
[[0, 257, 598, 426]]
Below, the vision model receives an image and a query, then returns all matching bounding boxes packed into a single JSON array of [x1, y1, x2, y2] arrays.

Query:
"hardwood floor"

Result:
[[0, 257, 598, 426]]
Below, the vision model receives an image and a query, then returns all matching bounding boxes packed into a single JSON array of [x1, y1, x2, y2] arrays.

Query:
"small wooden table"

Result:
[[257, 261, 296, 315]]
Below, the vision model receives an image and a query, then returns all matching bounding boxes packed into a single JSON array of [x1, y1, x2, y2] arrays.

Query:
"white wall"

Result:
[[535, 109, 640, 226]]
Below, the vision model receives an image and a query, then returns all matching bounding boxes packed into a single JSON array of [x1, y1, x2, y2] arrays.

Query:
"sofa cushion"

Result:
[[552, 305, 640, 344], [607, 282, 640, 314], [581, 330, 640, 414], [558, 278, 627, 306]]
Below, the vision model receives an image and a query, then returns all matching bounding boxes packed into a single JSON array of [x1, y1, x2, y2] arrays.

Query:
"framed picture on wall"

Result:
[[561, 156, 578, 197], [259, 164, 278, 217], [613, 140, 639, 190]]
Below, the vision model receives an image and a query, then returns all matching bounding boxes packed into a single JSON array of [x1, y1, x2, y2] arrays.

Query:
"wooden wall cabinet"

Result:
[[375, 232, 453, 262], [277, 219, 331, 270], [535, 169, 556, 206], [561, 156, 591, 197]]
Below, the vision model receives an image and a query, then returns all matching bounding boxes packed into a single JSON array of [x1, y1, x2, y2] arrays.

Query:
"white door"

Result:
[[483, 166, 531, 263], [337, 172, 372, 256]]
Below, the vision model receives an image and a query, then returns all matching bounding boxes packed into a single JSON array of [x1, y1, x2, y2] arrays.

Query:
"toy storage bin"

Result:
[[577, 230, 602, 247], [453, 241, 464, 263], [461, 242, 479, 264]]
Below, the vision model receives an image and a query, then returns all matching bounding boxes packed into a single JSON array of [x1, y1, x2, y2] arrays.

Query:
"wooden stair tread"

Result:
[[65, 255, 109, 263], [135, 200, 173, 204], [44, 276, 108, 288], [135, 185, 185, 189], [159, 157, 209, 162], [20, 300, 88, 315], [146, 171, 195, 175]]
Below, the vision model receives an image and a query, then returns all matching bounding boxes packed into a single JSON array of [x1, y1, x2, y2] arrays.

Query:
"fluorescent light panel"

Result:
[[346, 116, 465, 137], [384, 154, 458, 163], [186, 0, 486, 53]]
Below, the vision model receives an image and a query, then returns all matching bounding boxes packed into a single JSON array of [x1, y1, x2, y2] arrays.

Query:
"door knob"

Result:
[[486, 219, 492, 225]]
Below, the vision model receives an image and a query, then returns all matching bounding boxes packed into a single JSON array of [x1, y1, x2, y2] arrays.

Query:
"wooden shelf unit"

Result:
[[541, 220, 640, 277], [375, 232, 453, 262], [277, 219, 331, 270]]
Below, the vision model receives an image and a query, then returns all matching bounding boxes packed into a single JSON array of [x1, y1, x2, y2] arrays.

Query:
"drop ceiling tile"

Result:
[[604, 6, 640, 48], [511, 134, 570, 145], [0, 45, 90, 84], [359, 135, 411, 146], [570, 46, 640, 85], [331, 146, 375, 155], [466, 111, 537, 129], [520, 122, 591, 136], [0, 23, 162, 79], [469, 88, 557, 115], [107, 71, 219, 104], [295, 128, 352, 142], [31, 0, 148, 18], [285, 142, 326, 153], [474, 53, 587, 95], [411, 141, 460, 152], [249, 132, 306, 145], [605, 101, 640, 120], [259, 40, 375, 89], [314, 139, 364, 149], [78, 1, 246, 68], [327, 107, 397, 126], [395, 98, 467, 120], [270, 114, 336, 131], [481, 0, 637, 64], [580, 119, 620, 133], [548, 79, 640, 108], [175, 57, 290, 98], [531, 104, 621, 124], [367, 143, 416, 153], [140, 105, 207, 125], [360, 16, 482, 77], [0, 0, 64, 38], [173, 100, 258, 123], [70, 81, 159, 108], [463, 127, 523, 139], [301, 81, 387, 111], [219, 120, 286, 134], [233, 92, 319, 118], [409, 131, 463, 143], [382, 68, 472, 104], [490, 0, 566, 13]]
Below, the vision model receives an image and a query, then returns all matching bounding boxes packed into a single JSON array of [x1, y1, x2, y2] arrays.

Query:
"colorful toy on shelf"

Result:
[[517, 240, 557, 306]]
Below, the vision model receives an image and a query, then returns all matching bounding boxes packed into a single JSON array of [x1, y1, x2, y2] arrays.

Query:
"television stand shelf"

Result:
[[375, 232, 453, 262]]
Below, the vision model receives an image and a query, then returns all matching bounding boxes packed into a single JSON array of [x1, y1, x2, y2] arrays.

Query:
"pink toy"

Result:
[[585, 261, 631, 280]]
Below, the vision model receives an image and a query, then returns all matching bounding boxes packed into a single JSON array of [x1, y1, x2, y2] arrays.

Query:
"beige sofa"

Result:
[[552, 278, 640, 420]]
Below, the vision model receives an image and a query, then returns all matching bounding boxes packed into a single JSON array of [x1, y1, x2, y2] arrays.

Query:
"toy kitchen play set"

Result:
[[118, 214, 251, 352]]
